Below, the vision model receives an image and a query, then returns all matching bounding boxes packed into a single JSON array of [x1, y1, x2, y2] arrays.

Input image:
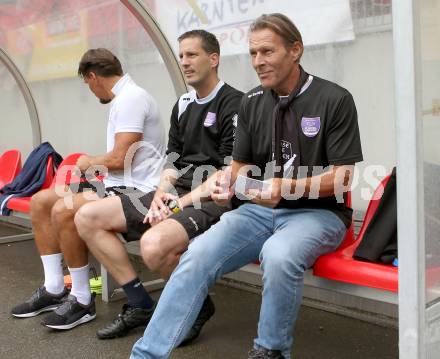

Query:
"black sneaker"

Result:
[[248, 347, 285, 359], [178, 294, 215, 347], [11, 286, 69, 318], [41, 293, 96, 330], [96, 303, 155, 339]]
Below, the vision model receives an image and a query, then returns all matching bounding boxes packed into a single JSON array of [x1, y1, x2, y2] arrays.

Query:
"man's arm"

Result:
[[178, 170, 219, 208], [76, 132, 142, 172], [285, 165, 354, 198], [250, 165, 355, 208], [210, 160, 249, 206]]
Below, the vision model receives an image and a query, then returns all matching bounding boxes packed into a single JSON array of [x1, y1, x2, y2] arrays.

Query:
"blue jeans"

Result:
[[130, 204, 346, 359]]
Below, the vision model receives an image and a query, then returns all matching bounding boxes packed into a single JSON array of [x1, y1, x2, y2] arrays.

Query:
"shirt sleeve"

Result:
[[232, 97, 253, 163], [217, 90, 243, 160], [326, 92, 363, 165], [113, 92, 147, 133]]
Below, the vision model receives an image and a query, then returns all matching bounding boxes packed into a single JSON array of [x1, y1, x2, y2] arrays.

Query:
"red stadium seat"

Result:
[[0, 149, 22, 189], [313, 175, 398, 292], [6, 153, 85, 214]]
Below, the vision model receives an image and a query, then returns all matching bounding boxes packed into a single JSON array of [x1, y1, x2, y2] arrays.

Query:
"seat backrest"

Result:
[[0, 149, 22, 188], [50, 153, 85, 188], [355, 175, 392, 244], [40, 155, 55, 190]]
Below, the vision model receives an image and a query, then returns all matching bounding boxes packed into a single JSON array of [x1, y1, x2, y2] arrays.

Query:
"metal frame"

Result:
[[1, 1, 186, 150], [121, 0, 187, 97], [0, 213, 33, 244], [393, 1, 426, 358], [0, 232, 34, 245], [0, 48, 41, 147]]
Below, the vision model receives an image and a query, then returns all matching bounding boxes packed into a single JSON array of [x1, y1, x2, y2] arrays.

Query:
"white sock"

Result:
[[68, 264, 91, 305], [41, 253, 65, 295]]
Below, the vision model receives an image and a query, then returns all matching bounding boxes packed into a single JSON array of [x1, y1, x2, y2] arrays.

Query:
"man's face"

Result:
[[84, 73, 111, 104], [249, 28, 302, 95], [178, 37, 218, 88]]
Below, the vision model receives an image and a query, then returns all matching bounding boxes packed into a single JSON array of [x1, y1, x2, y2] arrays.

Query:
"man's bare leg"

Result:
[[11, 188, 73, 317], [51, 191, 101, 305], [30, 188, 62, 255], [74, 196, 135, 284], [140, 219, 189, 279], [29, 188, 67, 296], [75, 196, 156, 339]]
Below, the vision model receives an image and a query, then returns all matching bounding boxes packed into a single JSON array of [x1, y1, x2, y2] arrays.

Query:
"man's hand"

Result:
[[211, 167, 234, 207], [76, 155, 93, 173], [247, 178, 282, 208], [144, 188, 180, 226]]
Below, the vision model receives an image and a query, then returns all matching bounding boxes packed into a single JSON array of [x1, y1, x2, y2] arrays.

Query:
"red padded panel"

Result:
[[4, 154, 56, 214], [6, 153, 85, 214], [41, 156, 55, 190], [7, 196, 31, 213], [0, 149, 22, 188], [313, 175, 398, 292], [313, 248, 398, 292], [50, 153, 85, 188]]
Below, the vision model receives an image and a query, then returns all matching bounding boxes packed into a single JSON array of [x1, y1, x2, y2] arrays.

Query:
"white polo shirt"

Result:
[[104, 74, 165, 192]]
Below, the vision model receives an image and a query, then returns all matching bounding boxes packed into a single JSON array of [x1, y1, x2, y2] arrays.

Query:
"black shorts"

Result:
[[118, 186, 230, 242], [69, 181, 133, 199]]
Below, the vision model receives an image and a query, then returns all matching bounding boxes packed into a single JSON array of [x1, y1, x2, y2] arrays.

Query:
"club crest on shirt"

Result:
[[301, 117, 321, 137], [204, 112, 217, 127]]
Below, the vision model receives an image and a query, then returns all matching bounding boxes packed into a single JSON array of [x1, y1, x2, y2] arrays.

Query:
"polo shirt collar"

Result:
[[195, 80, 225, 104], [111, 73, 131, 96], [270, 65, 313, 102]]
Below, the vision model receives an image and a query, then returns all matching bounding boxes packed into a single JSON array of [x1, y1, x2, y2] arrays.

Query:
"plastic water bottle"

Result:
[[166, 199, 180, 214]]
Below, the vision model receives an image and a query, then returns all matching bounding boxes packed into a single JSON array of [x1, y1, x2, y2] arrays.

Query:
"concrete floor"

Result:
[[0, 223, 398, 359]]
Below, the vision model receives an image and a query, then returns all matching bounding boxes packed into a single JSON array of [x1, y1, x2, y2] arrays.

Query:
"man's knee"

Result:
[[140, 231, 166, 271], [74, 204, 99, 241], [260, 242, 305, 279], [30, 189, 57, 219], [51, 198, 73, 226]]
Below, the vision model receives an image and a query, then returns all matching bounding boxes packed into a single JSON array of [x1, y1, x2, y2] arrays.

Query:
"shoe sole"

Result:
[[12, 304, 60, 318], [96, 323, 149, 340], [44, 313, 96, 330], [96, 331, 128, 340]]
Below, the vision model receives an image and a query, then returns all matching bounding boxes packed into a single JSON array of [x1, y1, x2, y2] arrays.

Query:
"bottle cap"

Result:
[[167, 199, 180, 214]]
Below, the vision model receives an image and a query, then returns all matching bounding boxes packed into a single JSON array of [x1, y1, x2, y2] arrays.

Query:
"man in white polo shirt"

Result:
[[10, 48, 166, 331]]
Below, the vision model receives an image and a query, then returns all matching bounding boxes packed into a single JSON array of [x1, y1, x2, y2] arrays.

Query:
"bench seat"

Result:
[[313, 174, 398, 292]]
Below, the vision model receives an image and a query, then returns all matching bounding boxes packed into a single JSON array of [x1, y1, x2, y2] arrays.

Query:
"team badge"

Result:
[[301, 117, 321, 137], [204, 112, 217, 127]]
